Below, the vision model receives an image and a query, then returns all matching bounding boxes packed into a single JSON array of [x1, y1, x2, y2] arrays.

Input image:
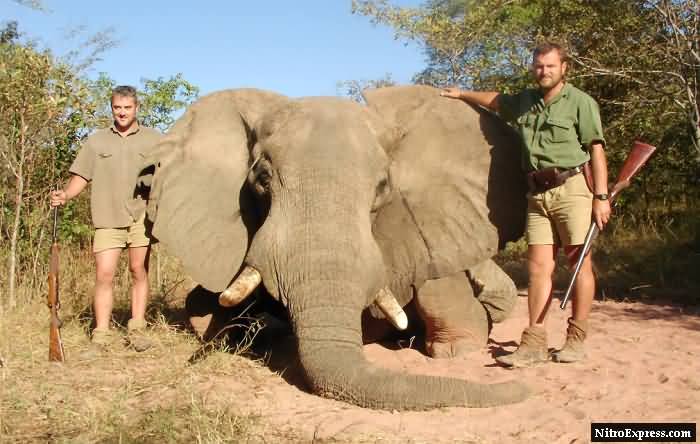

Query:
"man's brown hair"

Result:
[[111, 85, 138, 105], [532, 41, 570, 63]]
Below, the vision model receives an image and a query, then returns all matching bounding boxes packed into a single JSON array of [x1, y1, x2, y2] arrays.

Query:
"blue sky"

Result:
[[5, 1, 426, 98]]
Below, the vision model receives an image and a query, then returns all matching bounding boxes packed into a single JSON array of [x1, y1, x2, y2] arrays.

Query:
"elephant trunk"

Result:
[[290, 279, 530, 410]]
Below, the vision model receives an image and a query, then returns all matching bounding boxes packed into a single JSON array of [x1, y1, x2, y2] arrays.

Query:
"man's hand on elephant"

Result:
[[440, 87, 462, 99], [50, 190, 67, 207], [592, 198, 611, 230]]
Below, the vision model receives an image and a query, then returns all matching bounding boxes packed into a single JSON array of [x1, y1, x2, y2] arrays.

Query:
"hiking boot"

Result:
[[552, 318, 587, 363], [126, 318, 153, 352], [495, 325, 549, 368], [80, 327, 118, 359]]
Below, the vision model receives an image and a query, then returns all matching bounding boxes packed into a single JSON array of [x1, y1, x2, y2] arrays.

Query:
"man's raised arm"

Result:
[[440, 88, 501, 112]]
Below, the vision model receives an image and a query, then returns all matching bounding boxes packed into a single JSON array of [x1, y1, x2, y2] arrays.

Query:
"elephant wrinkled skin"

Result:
[[146, 86, 528, 410]]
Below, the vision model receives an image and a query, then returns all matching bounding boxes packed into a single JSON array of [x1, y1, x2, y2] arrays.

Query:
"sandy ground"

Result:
[[206, 294, 700, 443], [3, 289, 698, 443]]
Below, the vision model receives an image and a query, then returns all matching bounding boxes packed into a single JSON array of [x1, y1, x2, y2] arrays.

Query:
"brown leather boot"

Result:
[[126, 318, 153, 352], [80, 327, 118, 359], [552, 317, 587, 363], [495, 325, 549, 368]]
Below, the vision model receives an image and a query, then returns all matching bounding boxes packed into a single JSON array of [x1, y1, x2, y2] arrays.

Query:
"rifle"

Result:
[[560, 141, 656, 310], [48, 205, 65, 362]]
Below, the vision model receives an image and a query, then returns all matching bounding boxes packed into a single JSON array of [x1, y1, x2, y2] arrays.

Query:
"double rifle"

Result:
[[560, 141, 657, 310], [48, 205, 65, 362]]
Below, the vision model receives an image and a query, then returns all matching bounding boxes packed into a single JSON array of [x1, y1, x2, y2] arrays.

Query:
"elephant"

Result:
[[146, 85, 528, 410]]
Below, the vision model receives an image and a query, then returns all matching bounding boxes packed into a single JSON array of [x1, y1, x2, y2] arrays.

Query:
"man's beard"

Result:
[[538, 75, 562, 90]]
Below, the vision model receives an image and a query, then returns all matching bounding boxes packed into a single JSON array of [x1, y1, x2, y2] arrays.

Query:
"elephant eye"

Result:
[[372, 175, 392, 211], [258, 170, 272, 186], [252, 163, 273, 195], [248, 153, 274, 195]]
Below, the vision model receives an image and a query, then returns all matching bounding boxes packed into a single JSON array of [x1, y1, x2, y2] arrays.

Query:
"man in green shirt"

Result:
[[50, 85, 162, 353], [441, 42, 611, 366]]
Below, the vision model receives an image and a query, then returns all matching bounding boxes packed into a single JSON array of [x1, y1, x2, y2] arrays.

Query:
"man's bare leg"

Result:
[[565, 245, 595, 321], [495, 244, 555, 367], [128, 246, 150, 321], [527, 244, 558, 326], [552, 245, 594, 363], [94, 248, 122, 330]]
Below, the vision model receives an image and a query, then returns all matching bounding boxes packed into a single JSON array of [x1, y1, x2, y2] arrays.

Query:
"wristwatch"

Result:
[[593, 193, 609, 201]]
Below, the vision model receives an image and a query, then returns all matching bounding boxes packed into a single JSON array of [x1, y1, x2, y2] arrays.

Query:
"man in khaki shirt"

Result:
[[442, 42, 611, 366], [50, 85, 162, 352]]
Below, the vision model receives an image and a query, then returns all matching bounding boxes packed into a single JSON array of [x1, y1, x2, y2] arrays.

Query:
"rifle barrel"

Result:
[[560, 222, 598, 309], [560, 141, 656, 310]]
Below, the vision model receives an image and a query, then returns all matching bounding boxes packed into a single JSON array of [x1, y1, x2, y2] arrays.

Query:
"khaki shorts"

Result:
[[93, 214, 151, 253], [526, 173, 593, 246]]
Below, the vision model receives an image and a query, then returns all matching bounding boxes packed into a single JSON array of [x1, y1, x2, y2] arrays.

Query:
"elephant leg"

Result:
[[466, 259, 518, 325], [416, 272, 489, 359]]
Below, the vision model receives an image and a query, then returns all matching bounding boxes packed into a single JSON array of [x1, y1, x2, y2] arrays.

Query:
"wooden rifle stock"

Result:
[[560, 141, 656, 310], [48, 207, 65, 362]]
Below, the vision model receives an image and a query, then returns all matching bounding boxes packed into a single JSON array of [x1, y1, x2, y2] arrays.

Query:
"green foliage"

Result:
[[354, 0, 700, 295], [139, 73, 199, 132], [87, 72, 199, 132], [352, 0, 541, 89], [0, 27, 100, 303], [353, 0, 700, 220], [0, 20, 198, 308]]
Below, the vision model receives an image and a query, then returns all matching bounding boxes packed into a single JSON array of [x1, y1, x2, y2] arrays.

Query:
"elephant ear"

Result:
[[364, 85, 526, 286], [147, 89, 288, 292]]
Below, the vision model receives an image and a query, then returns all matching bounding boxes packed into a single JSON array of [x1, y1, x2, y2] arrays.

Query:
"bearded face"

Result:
[[532, 49, 568, 92]]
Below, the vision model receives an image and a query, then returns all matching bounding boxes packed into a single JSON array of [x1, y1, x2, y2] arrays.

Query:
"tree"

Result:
[[351, 0, 540, 90], [352, 0, 700, 215], [87, 72, 199, 131], [139, 74, 199, 132], [0, 20, 199, 309], [0, 33, 98, 307]]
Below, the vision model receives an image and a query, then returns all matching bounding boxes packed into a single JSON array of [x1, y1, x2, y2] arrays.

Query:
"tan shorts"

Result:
[[93, 214, 151, 253], [526, 173, 593, 246]]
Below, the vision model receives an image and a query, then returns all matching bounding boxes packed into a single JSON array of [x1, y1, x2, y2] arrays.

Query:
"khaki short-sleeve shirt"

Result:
[[69, 124, 162, 228], [497, 83, 606, 172]]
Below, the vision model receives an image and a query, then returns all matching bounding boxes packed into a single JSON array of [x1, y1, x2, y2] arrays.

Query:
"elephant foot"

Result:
[[425, 333, 484, 359], [416, 273, 490, 359]]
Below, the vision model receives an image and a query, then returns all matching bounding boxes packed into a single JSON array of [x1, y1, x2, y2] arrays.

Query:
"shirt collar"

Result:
[[110, 122, 141, 137], [544, 82, 571, 106]]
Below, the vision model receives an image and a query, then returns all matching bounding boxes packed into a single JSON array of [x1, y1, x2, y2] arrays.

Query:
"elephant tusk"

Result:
[[374, 287, 408, 330], [219, 266, 262, 307]]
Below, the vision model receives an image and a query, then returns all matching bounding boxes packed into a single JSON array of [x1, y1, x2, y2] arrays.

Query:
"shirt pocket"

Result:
[[516, 114, 537, 143], [94, 152, 114, 176], [543, 117, 575, 143], [517, 114, 536, 128]]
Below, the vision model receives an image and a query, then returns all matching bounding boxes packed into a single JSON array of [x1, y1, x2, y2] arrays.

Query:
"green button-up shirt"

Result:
[[69, 124, 162, 228], [498, 83, 606, 172]]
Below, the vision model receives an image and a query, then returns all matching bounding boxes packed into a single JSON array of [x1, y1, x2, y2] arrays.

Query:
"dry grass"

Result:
[[0, 249, 303, 444]]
